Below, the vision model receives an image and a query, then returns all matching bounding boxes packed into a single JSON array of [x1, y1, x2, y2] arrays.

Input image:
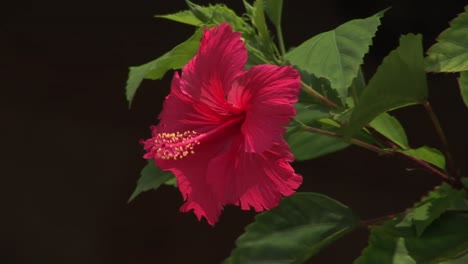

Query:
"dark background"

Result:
[[2, 0, 467, 263]]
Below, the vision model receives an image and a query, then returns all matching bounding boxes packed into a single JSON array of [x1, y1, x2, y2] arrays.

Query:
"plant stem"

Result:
[[361, 211, 404, 228], [422, 101, 457, 178], [276, 24, 287, 59], [301, 125, 382, 153], [301, 81, 338, 108], [398, 152, 452, 184], [301, 125, 453, 184]]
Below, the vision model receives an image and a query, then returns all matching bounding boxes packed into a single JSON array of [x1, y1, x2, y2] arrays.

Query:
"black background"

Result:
[[2, 0, 467, 263]]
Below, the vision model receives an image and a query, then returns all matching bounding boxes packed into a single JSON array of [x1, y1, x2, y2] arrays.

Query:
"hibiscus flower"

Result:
[[142, 23, 302, 225]]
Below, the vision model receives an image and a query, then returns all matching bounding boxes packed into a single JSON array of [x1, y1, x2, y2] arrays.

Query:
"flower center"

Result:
[[153, 114, 245, 161], [153, 131, 201, 160]]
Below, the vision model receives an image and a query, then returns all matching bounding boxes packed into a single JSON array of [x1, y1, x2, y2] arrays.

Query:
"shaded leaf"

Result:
[[286, 10, 385, 101], [355, 213, 468, 264], [370, 113, 409, 149], [125, 29, 202, 107], [298, 70, 343, 107], [128, 160, 175, 203], [425, 6, 468, 72], [226, 193, 359, 264], [263, 0, 283, 28], [287, 130, 350, 160], [458, 71, 468, 107], [396, 183, 466, 236], [344, 34, 428, 136], [401, 146, 445, 170], [439, 253, 468, 264], [286, 103, 350, 160]]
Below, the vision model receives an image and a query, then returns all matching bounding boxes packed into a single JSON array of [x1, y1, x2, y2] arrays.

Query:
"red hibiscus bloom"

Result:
[[142, 23, 302, 225]]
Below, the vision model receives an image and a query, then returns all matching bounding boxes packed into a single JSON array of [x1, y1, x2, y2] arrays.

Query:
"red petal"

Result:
[[206, 137, 302, 212], [155, 124, 240, 226], [228, 65, 301, 153], [180, 23, 247, 115], [157, 72, 228, 134]]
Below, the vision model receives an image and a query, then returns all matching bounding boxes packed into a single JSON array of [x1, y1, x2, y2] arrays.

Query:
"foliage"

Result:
[[125, 1, 468, 263]]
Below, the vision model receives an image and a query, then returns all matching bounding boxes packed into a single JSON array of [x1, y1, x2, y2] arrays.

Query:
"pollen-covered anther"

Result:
[[153, 130, 199, 160]]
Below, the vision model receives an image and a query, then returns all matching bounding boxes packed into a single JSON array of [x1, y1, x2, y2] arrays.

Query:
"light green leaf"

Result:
[[425, 6, 468, 72], [286, 10, 385, 101], [226, 193, 360, 264], [156, 10, 202, 26], [355, 213, 468, 264], [185, 0, 248, 31], [396, 183, 466, 236], [458, 71, 468, 107], [370, 113, 409, 148], [344, 34, 428, 137], [252, 0, 270, 42], [128, 160, 175, 203], [263, 0, 283, 28], [401, 146, 445, 170], [125, 29, 202, 107]]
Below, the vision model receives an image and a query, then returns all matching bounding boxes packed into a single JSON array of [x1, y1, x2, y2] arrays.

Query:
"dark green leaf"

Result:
[[355, 213, 468, 264], [128, 160, 175, 203], [440, 253, 468, 264], [286, 10, 385, 101], [125, 29, 202, 107], [263, 0, 283, 28], [370, 113, 409, 149], [290, 103, 330, 128], [226, 193, 360, 264], [396, 183, 466, 236], [425, 6, 468, 72], [156, 10, 202, 26], [287, 130, 350, 160], [285, 103, 350, 160], [401, 146, 445, 170], [347, 67, 367, 107], [298, 70, 343, 107], [344, 34, 428, 136], [458, 71, 468, 107]]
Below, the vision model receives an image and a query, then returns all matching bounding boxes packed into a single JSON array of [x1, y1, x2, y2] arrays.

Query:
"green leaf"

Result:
[[286, 10, 386, 102], [344, 34, 428, 137], [156, 10, 202, 26], [396, 183, 466, 236], [298, 70, 343, 107], [286, 103, 350, 160], [290, 103, 330, 128], [128, 160, 175, 203], [125, 29, 202, 107], [355, 213, 468, 264], [425, 6, 468, 72], [439, 253, 468, 264], [226, 192, 360, 264], [369, 113, 409, 149], [287, 130, 350, 160], [458, 71, 468, 107], [401, 146, 445, 170], [185, 0, 248, 31], [252, 0, 270, 42], [263, 0, 283, 28]]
